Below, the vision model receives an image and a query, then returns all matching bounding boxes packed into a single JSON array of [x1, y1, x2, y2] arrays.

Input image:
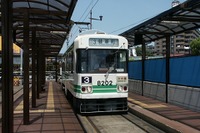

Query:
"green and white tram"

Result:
[[62, 30, 128, 113]]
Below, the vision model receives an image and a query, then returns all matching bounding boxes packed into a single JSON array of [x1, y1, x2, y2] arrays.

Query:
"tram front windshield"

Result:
[[77, 49, 127, 73]]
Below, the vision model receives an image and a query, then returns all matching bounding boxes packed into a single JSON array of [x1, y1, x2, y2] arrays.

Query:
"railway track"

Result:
[[77, 108, 165, 133]]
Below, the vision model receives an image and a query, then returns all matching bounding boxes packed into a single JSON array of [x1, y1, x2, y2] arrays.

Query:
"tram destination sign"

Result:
[[89, 38, 119, 47]]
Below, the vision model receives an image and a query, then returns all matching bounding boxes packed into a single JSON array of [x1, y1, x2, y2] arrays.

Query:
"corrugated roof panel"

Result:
[[6, 0, 78, 56], [121, 0, 200, 45]]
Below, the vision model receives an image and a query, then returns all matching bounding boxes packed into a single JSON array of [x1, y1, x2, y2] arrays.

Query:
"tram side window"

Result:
[[66, 51, 73, 73], [116, 51, 128, 73], [76, 49, 87, 73]]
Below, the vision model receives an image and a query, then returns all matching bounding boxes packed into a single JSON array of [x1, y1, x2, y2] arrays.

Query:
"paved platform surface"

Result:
[[0, 84, 23, 119], [128, 92, 200, 133], [12, 81, 84, 133]]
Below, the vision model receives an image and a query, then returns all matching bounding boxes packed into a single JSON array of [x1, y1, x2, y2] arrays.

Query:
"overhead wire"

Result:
[[68, 0, 99, 44], [109, 14, 162, 34]]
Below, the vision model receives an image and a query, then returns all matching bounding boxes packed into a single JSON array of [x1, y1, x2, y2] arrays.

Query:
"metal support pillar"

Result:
[[165, 36, 170, 103], [23, 12, 30, 125], [135, 33, 145, 96], [37, 50, 43, 93], [40, 54, 45, 91], [141, 40, 146, 96], [2, 0, 13, 132], [55, 57, 58, 82], [42, 56, 45, 86], [32, 30, 36, 108], [36, 41, 40, 99]]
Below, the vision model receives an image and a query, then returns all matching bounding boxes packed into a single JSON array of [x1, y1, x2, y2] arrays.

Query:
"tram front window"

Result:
[[77, 49, 128, 73]]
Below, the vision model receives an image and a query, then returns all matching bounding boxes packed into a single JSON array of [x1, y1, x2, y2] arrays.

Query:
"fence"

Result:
[[128, 56, 200, 111], [128, 56, 200, 87]]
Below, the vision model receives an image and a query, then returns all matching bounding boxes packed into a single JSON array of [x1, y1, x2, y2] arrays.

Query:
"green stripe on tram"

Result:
[[73, 84, 117, 93], [93, 89, 117, 93], [74, 85, 81, 93]]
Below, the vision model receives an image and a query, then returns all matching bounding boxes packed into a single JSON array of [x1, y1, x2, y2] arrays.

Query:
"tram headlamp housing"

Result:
[[81, 86, 93, 93], [117, 85, 128, 92]]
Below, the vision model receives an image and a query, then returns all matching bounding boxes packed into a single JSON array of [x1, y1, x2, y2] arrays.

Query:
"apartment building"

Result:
[[154, 0, 200, 56], [154, 30, 200, 56]]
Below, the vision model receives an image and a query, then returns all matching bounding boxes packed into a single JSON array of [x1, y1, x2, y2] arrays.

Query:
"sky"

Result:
[[60, 0, 186, 53]]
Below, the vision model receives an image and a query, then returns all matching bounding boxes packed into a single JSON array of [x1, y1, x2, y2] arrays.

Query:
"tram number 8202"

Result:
[[97, 80, 112, 86]]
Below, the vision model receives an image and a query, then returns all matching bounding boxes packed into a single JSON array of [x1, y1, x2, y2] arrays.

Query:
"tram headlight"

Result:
[[117, 85, 128, 92], [81, 86, 93, 93], [87, 86, 93, 93], [118, 85, 123, 92]]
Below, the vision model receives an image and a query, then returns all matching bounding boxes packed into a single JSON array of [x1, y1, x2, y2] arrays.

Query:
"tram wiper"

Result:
[[105, 63, 115, 80], [82, 47, 88, 56], [83, 47, 88, 53]]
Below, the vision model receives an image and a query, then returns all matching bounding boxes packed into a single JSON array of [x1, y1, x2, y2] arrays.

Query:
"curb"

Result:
[[128, 105, 180, 133]]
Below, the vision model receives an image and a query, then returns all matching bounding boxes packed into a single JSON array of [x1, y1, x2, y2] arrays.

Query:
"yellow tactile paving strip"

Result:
[[12, 81, 84, 133], [46, 82, 55, 110], [14, 82, 55, 113]]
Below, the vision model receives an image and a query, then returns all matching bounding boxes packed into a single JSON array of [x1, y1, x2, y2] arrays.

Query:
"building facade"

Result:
[[154, 0, 200, 56], [154, 30, 200, 56]]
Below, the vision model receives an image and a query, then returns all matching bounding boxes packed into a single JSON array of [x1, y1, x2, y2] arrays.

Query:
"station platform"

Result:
[[13, 81, 84, 133], [9, 81, 200, 133], [128, 92, 200, 133]]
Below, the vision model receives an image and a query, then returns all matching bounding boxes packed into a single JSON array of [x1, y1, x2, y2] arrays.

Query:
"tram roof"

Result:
[[0, 0, 77, 57], [121, 0, 200, 45]]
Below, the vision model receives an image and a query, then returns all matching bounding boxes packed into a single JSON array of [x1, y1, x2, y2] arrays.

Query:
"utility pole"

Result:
[[89, 9, 103, 29], [74, 9, 103, 31]]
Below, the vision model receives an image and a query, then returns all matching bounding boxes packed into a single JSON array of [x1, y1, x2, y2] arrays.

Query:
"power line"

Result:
[[91, 0, 99, 10], [69, 0, 94, 35], [81, 0, 99, 23], [69, 0, 100, 43], [109, 14, 160, 34], [78, 0, 94, 22]]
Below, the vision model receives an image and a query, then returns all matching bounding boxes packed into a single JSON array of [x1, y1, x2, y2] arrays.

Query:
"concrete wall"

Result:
[[143, 81, 166, 102], [128, 79, 142, 95], [129, 79, 200, 112], [168, 85, 200, 112]]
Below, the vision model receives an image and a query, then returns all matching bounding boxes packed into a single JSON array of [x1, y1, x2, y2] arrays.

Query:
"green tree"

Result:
[[136, 47, 142, 56], [190, 38, 200, 55], [135, 46, 154, 56]]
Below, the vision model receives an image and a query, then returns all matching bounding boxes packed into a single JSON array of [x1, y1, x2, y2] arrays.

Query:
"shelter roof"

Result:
[[121, 0, 200, 45], [1, 0, 77, 56]]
